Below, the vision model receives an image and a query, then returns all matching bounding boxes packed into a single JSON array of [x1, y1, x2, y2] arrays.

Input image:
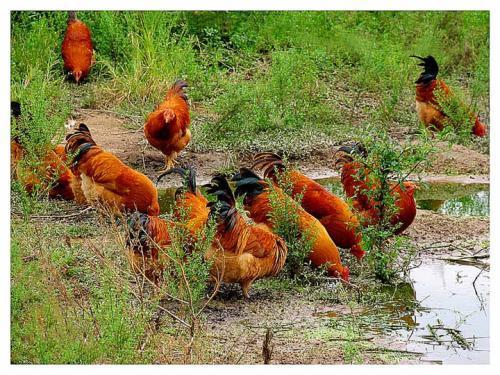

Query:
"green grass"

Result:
[[11, 11, 489, 156], [10, 212, 154, 364]]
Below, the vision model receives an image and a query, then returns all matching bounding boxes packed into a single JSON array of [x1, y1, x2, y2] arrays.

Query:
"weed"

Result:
[[267, 171, 317, 281]]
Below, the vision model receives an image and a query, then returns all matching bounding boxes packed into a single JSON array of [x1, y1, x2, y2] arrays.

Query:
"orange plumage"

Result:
[[335, 144, 417, 235], [412, 55, 486, 137], [206, 176, 288, 298], [65, 123, 159, 215], [127, 212, 175, 283], [253, 153, 365, 259], [61, 12, 94, 83], [145, 80, 191, 173], [233, 168, 349, 281], [125, 167, 209, 284], [157, 167, 210, 236]]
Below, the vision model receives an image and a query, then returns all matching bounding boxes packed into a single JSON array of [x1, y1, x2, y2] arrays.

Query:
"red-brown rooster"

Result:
[[206, 175, 288, 298], [157, 166, 210, 236], [232, 168, 349, 281], [412, 55, 486, 137], [335, 143, 417, 235], [252, 152, 366, 259], [145, 80, 191, 173], [65, 123, 159, 215], [62, 11, 94, 83]]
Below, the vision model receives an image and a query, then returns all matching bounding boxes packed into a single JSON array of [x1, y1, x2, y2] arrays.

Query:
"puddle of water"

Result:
[[415, 183, 489, 217], [317, 261, 489, 364], [319, 178, 489, 218], [400, 261, 490, 364]]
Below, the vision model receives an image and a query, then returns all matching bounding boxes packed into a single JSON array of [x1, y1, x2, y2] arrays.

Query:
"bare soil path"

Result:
[[73, 112, 490, 189]]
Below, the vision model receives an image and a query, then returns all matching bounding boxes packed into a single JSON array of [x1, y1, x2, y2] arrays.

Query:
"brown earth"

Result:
[[72, 111, 489, 189]]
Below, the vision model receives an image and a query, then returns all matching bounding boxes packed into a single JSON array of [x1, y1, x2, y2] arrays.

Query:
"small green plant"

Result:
[[349, 126, 434, 282], [267, 170, 317, 281], [434, 85, 479, 145], [140, 204, 218, 362]]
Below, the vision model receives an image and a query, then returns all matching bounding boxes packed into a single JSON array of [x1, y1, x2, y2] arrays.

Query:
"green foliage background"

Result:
[[11, 11, 489, 156]]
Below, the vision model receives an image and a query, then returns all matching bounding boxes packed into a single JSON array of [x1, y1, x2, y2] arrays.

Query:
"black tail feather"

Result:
[[337, 142, 368, 158], [207, 175, 238, 231], [232, 168, 265, 198], [168, 79, 189, 103], [411, 55, 439, 84], [157, 166, 197, 198]]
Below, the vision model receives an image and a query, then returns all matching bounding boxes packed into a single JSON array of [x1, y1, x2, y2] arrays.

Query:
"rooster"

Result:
[[232, 168, 349, 281], [11, 102, 83, 202], [157, 166, 210, 236], [65, 123, 160, 215], [411, 55, 486, 137], [126, 167, 209, 284], [206, 175, 288, 298], [252, 153, 366, 259], [335, 143, 417, 235], [126, 211, 176, 283], [145, 80, 191, 173], [61, 11, 94, 83]]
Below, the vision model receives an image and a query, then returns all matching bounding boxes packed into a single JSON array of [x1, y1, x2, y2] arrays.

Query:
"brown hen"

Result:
[[145, 80, 191, 173], [62, 11, 94, 83]]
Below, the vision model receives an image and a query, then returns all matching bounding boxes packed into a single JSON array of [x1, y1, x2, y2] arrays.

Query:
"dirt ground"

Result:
[[192, 207, 489, 364], [73, 111, 490, 189]]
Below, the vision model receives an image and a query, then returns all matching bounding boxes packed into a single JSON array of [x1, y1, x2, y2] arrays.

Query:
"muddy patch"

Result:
[[405, 210, 489, 252], [425, 142, 489, 175]]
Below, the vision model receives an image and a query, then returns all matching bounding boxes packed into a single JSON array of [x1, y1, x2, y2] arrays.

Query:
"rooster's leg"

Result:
[[240, 279, 253, 299], [157, 156, 175, 174]]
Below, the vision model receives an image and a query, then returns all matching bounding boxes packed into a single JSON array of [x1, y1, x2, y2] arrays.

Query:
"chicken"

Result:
[[65, 123, 159, 215], [61, 11, 94, 83], [252, 153, 366, 259], [157, 166, 210, 235], [232, 168, 349, 281], [11, 102, 83, 202], [206, 175, 287, 298], [145, 80, 191, 173], [126, 211, 175, 283], [126, 167, 209, 283], [411, 55, 486, 137], [334, 143, 417, 235]]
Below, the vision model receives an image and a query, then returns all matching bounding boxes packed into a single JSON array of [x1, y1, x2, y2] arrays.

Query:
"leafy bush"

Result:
[[348, 126, 434, 282]]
